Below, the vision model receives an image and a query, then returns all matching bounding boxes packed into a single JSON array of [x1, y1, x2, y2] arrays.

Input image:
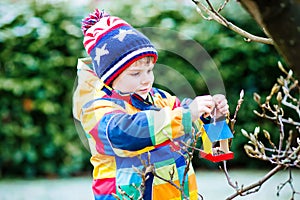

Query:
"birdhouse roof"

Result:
[[203, 120, 233, 142]]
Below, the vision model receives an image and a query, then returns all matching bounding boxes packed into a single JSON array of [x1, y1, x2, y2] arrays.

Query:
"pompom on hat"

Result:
[[81, 9, 158, 86]]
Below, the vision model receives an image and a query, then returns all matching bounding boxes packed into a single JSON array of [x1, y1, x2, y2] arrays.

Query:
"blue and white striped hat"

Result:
[[82, 9, 158, 85]]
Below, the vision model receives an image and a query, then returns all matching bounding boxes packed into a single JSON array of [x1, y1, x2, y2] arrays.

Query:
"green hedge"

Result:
[[0, 1, 90, 177], [0, 0, 283, 177]]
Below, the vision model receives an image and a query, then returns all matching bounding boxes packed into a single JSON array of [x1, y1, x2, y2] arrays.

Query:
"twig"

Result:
[[192, 0, 274, 45], [217, 0, 230, 12], [226, 165, 284, 200], [277, 168, 300, 199], [204, 0, 228, 25], [160, 129, 204, 199], [230, 89, 244, 133], [220, 161, 238, 189], [277, 115, 285, 156], [151, 170, 190, 199]]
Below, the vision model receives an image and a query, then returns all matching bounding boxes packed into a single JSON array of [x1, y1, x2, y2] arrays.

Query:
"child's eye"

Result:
[[130, 72, 140, 76]]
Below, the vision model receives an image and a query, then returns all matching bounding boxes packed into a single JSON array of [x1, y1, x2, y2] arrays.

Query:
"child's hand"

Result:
[[189, 95, 214, 121], [212, 94, 229, 119]]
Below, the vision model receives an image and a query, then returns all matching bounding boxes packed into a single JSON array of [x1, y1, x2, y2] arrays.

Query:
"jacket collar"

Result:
[[102, 85, 159, 111]]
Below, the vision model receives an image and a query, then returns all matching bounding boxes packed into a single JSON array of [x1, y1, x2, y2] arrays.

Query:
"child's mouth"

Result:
[[139, 88, 149, 93]]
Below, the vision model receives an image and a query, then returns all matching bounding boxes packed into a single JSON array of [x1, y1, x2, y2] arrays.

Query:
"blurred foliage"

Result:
[[0, 0, 284, 177], [0, 1, 90, 178]]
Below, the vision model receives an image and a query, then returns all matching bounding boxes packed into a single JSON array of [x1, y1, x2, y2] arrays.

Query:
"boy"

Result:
[[73, 9, 229, 200]]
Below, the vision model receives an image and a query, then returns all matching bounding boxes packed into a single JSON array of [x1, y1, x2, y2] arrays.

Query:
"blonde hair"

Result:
[[131, 56, 155, 67]]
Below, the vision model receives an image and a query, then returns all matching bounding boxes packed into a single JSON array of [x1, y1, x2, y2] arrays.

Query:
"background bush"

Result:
[[0, 1, 90, 177], [0, 0, 283, 177]]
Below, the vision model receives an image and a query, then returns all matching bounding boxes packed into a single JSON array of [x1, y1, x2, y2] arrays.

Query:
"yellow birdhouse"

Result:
[[199, 119, 234, 162]]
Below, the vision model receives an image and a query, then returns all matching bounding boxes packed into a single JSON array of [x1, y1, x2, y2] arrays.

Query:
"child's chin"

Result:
[[137, 93, 148, 99]]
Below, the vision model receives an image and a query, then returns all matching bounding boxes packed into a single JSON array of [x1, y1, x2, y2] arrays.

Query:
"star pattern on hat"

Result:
[[94, 43, 109, 67], [113, 29, 137, 42]]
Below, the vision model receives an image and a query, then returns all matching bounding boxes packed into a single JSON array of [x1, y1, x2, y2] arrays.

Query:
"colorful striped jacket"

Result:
[[73, 58, 204, 200]]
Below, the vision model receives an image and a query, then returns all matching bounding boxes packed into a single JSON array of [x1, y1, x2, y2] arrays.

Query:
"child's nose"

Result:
[[141, 73, 153, 84]]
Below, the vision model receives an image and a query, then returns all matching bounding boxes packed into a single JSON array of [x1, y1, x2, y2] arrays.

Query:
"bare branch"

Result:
[[277, 168, 300, 199], [217, 0, 230, 12], [236, 64, 300, 199], [192, 0, 274, 45], [226, 165, 284, 200], [230, 89, 244, 133], [220, 161, 238, 189]]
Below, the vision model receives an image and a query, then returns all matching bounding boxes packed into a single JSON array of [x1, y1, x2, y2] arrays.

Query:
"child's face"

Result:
[[112, 58, 155, 99]]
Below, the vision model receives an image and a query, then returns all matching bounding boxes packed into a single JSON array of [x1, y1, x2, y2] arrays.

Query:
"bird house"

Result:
[[199, 119, 234, 162]]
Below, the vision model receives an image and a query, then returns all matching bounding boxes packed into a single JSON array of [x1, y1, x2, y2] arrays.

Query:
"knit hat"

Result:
[[81, 9, 158, 86]]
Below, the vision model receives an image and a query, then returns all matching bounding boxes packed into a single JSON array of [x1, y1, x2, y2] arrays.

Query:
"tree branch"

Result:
[[226, 165, 283, 200], [192, 0, 274, 45]]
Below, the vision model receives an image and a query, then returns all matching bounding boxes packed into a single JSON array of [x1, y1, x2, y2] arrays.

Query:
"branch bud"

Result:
[[240, 89, 244, 99], [241, 129, 249, 138], [263, 130, 271, 140], [271, 83, 280, 95], [266, 95, 272, 102], [253, 93, 261, 104], [276, 91, 282, 103], [254, 127, 260, 136], [287, 70, 293, 79], [244, 145, 256, 157], [277, 76, 284, 85], [278, 61, 287, 74]]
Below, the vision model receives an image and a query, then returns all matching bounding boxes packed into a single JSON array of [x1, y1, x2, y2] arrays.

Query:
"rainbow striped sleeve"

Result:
[[104, 107, 192, 157]]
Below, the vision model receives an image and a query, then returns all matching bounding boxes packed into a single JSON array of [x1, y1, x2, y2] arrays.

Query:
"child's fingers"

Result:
[[212, 94, 229, 116], [194, 96, 215, 109], [219, 104, 229, 115], [195, 95, 213, 103], [216, 99, 228, 109], [212, 94, 225, 102], [213, 95, 228, 110]]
